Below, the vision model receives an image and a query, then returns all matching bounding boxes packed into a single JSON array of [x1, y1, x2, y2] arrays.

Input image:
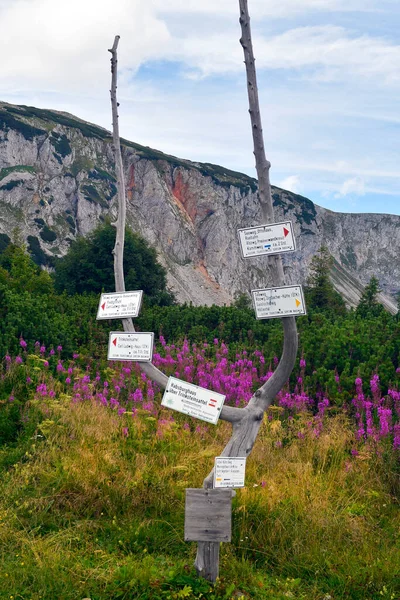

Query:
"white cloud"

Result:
[[337, 177, 366, 197], [1, 1, 399, 96], [278, 175, 301, 194], [174, 26, 400, 85], [0, 0, 171, 92]]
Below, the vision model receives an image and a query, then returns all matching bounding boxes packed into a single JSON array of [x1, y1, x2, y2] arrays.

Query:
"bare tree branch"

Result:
[[108, 36, 244, 422]]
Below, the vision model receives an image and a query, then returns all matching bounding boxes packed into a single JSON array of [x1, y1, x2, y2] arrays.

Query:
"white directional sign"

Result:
[[214, 457, 246, 489], [238, 221, 295, 258], [97, 291, 143, 320], [161, 377, 225, 425], [107, 332, 154, 362], [252, 285, 306, 319]]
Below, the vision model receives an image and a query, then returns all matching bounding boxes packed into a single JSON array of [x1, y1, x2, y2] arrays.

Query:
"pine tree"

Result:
[[305, 245, 346, 315], [356, 276, 384, 318]]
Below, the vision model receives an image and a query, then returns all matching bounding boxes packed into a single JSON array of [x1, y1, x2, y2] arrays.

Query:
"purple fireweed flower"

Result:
[[35, 341, 40, 348], [317, 397, 329, 417], [44, 361, 49, 368], [15, 356, 23, 364], [40, 346, 46, 354], [5, 355, 11, 363], [378, 406, 392, 437], [65, 377, 71, 384], [300, 358, 306, 368], [133, 389, 143, 402], [118, 407, 127, 416], [26, 377, 32, 384], [57, 345, 62, 352], [56, 362, 64, 372], [122, 427, 129, 437], [9, 395, 14, 402], [110, 397, 119, 409], [393, 424, 400, 449], [49, 349, 55, 356], [73, 353, 79, 359], [20, 339, 27, 349], [351, 448, 359, 456]]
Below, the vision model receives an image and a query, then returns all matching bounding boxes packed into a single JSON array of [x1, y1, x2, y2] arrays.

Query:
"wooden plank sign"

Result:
[[97, 291, 143, 320], [184, 489, 232, 542]]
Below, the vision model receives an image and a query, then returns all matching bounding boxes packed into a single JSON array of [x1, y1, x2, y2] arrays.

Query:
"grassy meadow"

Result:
[[0, 341, 399, 600]]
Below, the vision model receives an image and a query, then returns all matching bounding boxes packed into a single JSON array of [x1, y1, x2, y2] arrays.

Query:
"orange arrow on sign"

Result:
[[283, 227, 289, 237], [112, 338, 117, 346], [295, 299, 301, 307]]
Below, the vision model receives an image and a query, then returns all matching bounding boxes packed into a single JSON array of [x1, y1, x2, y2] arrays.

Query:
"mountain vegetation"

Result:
[[53, 221, 175, 307], [0, 242, 399, 598]]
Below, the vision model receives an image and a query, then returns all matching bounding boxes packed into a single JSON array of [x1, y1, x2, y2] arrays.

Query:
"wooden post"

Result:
[[194, 0, 299, 579]]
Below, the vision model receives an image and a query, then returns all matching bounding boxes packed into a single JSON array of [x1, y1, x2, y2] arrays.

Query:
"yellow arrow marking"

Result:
[[295, 299, 301, 307]]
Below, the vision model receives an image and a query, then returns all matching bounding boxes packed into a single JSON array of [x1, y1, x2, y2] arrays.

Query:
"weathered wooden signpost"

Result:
[[105, 0, 305, 583]]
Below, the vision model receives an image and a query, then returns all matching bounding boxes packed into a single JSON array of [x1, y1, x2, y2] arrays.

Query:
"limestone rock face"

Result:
[[0, 102, 398, 311]]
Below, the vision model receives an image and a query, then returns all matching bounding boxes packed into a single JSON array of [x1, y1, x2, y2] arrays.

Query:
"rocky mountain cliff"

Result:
[[0, 101, 398, 311]]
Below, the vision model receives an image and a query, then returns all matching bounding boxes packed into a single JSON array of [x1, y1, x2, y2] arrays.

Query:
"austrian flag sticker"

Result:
[[209, 398, 218, 408]]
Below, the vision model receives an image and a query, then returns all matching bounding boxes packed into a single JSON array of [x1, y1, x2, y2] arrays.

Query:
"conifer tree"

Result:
[[306, 245, 346, 315], [356, 275, 384, 318]]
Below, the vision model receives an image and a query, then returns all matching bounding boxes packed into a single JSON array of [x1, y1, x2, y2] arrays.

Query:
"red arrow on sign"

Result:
[[112, 338, 117, 346], [283, 227, 289, 237], [101, 302, 106, 311]]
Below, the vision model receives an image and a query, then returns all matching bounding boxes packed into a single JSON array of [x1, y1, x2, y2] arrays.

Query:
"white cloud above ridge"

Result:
[[0, 0, 398, 215]]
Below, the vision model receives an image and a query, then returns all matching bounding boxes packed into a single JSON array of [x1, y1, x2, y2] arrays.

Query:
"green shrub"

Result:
[[39, 225, 57, 243]]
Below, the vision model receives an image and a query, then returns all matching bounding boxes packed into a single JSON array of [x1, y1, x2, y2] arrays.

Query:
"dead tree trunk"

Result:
[[109, 12, 298, 581], [194, 0, 298, 579]]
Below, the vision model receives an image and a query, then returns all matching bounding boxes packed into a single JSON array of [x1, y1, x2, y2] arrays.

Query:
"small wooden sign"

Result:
[[184, 488, 232, 542]]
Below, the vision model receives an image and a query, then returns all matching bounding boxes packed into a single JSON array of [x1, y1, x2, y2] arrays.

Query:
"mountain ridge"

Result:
[[0, 101, 398, 312]]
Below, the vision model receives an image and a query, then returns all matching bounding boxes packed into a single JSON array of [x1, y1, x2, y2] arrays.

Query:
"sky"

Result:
[[0, 0, 399, 216]]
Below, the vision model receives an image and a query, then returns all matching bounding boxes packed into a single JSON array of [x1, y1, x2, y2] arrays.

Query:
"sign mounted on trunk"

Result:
[[252, 285, 306, 319], [97, 291, 143, 320], [238, 221, 295, 258], [161, 377, 225, 425], [107, 332, 154, 362]]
